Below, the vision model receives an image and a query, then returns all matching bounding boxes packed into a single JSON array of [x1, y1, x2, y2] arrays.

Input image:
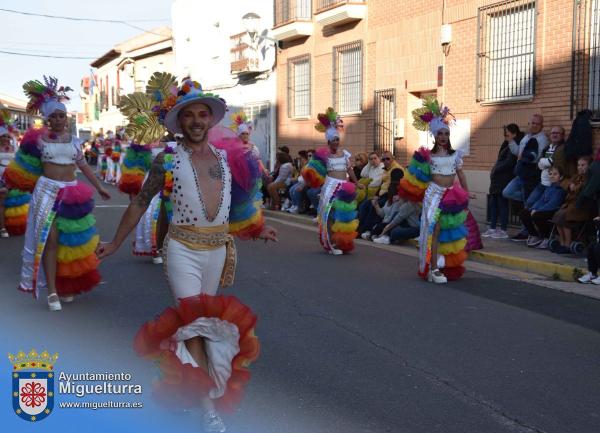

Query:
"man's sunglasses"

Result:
[[382, 157, 391, 161]]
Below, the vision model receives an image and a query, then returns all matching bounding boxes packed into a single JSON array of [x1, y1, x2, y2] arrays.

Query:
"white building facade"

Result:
[[172, 0, 277, 169], [79, 27, 174, 136]]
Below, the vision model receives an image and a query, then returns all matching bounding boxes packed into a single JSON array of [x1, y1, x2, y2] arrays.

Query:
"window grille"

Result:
[[374, 89, 396, 155], [476, 0, 537, 102], [287, 55, 311, 118], [571, 0, 600, 120], [333, 40, 363, 114]]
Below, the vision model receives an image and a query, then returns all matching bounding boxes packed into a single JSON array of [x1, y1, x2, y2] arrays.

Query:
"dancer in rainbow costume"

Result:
[[302, 107, 359, 255], [2, 76, 111, 310], [97, 72, 277, 432], [405, 98, 473, 283], [0, 110, 29, 238]]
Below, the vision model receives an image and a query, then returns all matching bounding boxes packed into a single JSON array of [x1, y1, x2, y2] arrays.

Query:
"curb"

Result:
[[264, 210, 587, 282]]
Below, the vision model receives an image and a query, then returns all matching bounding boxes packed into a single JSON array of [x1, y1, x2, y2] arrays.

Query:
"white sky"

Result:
[[0, 0, 172, 110]]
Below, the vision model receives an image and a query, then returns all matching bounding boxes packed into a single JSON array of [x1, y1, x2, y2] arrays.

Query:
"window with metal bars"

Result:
[[374, 89, 396, 155], [275, 0, 312, 27], [476, 0, 537, 103], [333, 40, 363, 114], [572, 0, 600, 120], [287, 55, 311, 118]]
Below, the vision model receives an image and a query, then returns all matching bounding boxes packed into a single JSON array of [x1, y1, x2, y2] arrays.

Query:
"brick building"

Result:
[[273, 0, 600, 218]]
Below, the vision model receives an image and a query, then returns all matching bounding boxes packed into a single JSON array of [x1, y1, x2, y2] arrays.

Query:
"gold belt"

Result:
[[168, 224, 237, 288]]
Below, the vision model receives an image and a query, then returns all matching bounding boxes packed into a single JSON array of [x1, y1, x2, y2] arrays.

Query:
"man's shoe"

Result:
[[203, 410, 226, 433], [526, 236, 542, 247], [578, 272, 596, 284], [511, 232, 528, 242], [360, 231, 371, 240], [372, 235, 390, 245], [536, 239, 549, 249]]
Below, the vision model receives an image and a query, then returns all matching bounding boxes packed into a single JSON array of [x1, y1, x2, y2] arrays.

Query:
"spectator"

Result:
[[483, 124, 522, 239], [361, 178, 401, 241], [287, 151, 311, 214], [359, 168, 403, 236], [358, 151, 403, 234], [356, 152, 384, 204], [371, 196, 421, 245], [525, 126, 566, 209], [577, 216, 600, 284], [353, 152, 368, 180], [576, 140, 600, 215], [519, 166, 566, 249], [503, 114, 549, 241], [551, 156, 593, 254], [266, 152, 294, 210]]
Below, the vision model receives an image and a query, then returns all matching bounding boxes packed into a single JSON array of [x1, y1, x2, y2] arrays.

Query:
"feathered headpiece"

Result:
[[411, 96, 454, 136], [315, 107, 343, 142], [229, 110, 252, 135], [0, 110, 16, 136], [23, 76, 72, 118], [120, 73, 227, 142]]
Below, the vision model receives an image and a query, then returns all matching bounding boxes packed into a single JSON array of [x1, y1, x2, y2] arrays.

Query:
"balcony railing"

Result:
[[230, 32, 261, 75], [316, 0, 364, 13], [274, 0, 312, 27]]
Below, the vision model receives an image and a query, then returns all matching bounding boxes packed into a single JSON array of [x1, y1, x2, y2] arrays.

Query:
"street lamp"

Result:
[[242, 12, 282, 49]]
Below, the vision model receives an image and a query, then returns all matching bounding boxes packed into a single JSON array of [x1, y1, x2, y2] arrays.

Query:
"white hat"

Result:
[[163, 80, 226, 134]]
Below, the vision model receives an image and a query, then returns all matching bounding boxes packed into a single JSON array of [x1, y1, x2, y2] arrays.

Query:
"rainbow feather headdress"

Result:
[[411, 96, 454, 136], [23, 76, 72, 118], [229, 111, 252, 136], [315, 107, 343, 142], [0, 110, 16, 136]]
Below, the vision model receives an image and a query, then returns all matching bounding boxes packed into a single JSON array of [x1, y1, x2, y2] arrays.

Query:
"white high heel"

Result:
[[428, 269, 448, 284], [47, 294, 62, 311]]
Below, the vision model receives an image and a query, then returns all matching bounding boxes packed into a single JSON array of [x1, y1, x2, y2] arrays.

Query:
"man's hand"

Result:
[[96, 241, 119, 259], [468, 192, 477, 200], [356, 183, 366, 190], [258, 225, 278, 243], [98, 187, 111, 200]]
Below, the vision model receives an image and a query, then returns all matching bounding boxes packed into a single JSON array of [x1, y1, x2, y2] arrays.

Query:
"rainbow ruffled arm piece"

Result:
[[301, 147, 329, 188], [2, 128, 42, 192], [118, 144, 152, 195], [228, 151, 264, 240], [398, 147, 432, 203], [160, 148, 175, 222], [4, 189, 31, 235]]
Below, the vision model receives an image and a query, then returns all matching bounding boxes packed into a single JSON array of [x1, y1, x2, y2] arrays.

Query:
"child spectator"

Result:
[[519, 166, 566, 249], [551, 156, 593, 254], [483, 124, 522, 239]]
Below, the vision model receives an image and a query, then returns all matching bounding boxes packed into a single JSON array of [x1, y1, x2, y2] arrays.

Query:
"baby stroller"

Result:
[[548, 218, 596, 255]]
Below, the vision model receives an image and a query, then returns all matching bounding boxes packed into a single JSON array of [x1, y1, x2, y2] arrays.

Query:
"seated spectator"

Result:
[[525, 125, 566, 209], [287, 151, 311, 214], [551, 156, 592, 253], [356, 152, 384, 204], [576, 140, 600, 215], [483, 124, 521, 239], [578, 217, 600, 284], [361, 178, 401, 241], [371, 197, 421, 245], [353, 152, 368, 180], [358, 151, 403, 234], [519, 166, 566, 249], [266, 152, 294, 210]]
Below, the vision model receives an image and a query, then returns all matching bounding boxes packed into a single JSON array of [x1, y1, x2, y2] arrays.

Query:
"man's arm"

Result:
[[96, 153, 165, 258]]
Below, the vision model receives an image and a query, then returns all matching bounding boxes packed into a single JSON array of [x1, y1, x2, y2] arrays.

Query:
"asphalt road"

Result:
[[2, 181, 600, 433]]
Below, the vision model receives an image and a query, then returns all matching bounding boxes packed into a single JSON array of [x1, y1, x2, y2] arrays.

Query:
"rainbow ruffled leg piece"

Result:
[[228, 151, 264, 239], [4, 189, 30, 235], [329, 182, 358, 253], [54, 183, 101, 296], [435, 188, 469, 280], [118, 144, 152, 195]]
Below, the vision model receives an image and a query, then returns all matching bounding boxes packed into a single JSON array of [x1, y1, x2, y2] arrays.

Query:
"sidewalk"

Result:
[[263, 209, 588, 283]]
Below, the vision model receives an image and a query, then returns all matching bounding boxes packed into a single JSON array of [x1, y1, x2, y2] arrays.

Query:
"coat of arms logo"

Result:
[[8, 349, 58, 422]]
